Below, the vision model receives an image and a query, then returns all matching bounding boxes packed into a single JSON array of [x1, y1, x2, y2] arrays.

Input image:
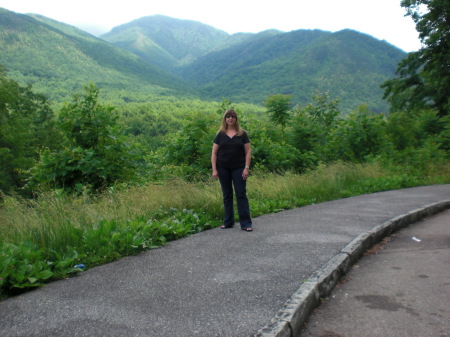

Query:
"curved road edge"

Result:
[[255, 199, 450, 337]]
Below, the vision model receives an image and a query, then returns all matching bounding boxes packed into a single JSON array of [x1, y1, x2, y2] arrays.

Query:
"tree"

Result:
[[264, 94, 293, 140], [164, 112, 217, 176], [301, 92, 340, 129], [216, 98, 234, 115], [28, 83, 140, 192], [328, 105, 388, 162], [382, 0, 450, 116], [0, 66, 57, 194], [291, 92, 341, 163]]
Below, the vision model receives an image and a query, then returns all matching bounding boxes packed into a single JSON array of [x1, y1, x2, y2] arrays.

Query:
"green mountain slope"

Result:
[[0, 9, 193, 102], [177, 29, 328, 86], [101, 15, 406, 112], [101, 15, 285, 71], [179, 29, 406, 112], [101, 15, 231, 70]]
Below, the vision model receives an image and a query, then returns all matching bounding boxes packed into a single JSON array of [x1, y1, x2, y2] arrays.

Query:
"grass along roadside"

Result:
[[1, 161, 449, 297]]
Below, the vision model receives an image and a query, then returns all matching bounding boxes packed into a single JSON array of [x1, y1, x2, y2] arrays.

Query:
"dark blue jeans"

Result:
[[218, 166, 252, 228]]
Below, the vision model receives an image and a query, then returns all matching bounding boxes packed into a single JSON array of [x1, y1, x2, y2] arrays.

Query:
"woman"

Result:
[[211, 109, 253, 231]]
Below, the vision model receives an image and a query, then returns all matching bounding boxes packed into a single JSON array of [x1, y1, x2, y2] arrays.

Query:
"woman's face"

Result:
[[225, 113, 237, 126]]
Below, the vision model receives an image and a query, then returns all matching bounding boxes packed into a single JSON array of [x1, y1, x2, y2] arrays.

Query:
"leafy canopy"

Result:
[[0, 66, 57, 194], [382, 0, 450, 116], [264, 94, 293, 128]]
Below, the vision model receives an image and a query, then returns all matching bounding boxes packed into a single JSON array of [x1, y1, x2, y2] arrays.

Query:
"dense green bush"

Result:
[[1, 69, 448, 194], [27, 83, 142, 192], [328, 105, 389, 161]]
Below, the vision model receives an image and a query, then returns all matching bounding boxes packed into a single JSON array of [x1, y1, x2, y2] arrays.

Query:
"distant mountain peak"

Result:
[[101, 14, 230, 69]]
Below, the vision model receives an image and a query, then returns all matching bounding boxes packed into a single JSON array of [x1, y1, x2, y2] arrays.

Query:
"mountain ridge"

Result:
[[100, 15, 231, 70], [0, 9, 194, 102], [175, 28, 405, 111], [101, 15, 407, 112], [0, 9, 406, 112]]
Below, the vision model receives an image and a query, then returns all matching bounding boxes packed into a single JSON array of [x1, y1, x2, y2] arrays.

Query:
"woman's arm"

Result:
[[211, 143, 219, 179], [243, 142, 251, 180]]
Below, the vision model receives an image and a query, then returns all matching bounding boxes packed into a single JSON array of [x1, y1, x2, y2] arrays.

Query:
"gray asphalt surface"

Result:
[[0, 184, 449, 337], [300, 209, 450, 337]]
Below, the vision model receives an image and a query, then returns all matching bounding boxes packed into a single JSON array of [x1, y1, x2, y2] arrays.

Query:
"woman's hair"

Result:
[[218, 109, 244, 136]]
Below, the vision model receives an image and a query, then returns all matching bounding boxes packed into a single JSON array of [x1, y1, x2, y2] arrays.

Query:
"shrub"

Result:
[[28, 84, 141, 192]]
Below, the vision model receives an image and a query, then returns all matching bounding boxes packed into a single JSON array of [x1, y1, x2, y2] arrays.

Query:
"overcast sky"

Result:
[[1, 0, 422, 52]]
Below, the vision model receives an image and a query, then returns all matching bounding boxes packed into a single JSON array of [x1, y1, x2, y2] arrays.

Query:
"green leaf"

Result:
[[36, 270, 54, 280]]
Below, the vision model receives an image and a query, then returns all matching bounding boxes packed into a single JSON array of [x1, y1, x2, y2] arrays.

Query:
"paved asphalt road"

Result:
[[300, 209, 450, 337], [0, 184, 449, 337]]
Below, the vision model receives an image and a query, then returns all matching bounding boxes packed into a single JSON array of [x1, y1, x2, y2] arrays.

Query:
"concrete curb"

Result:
[[255, 200, 450, 337]]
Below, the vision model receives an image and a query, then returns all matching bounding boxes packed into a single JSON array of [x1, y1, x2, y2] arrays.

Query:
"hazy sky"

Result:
[[1, 0, 422, 52]]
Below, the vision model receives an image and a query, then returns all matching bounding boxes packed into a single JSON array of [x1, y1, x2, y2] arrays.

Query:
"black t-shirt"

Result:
[[213, 131, 250, 169]]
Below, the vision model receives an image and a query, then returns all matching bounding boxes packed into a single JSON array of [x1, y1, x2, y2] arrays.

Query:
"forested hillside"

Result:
[[100, 15, 232, 70], [0, 9, 193, 103], [101, 16, 284, 71], [101, 15, 407, 112], [183, 29, 406, 112]]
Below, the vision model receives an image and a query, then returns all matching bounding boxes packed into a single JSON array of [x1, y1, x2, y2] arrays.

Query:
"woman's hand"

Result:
[[242, 167, 249, 180], [212, 169, 219, 179]]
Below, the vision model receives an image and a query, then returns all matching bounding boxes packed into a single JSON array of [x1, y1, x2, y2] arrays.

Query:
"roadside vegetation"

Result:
[[1, 161, 448, 298]]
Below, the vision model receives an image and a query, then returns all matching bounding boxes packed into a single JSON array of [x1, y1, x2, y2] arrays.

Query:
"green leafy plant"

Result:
[[0, 242, 53, 290], [264, 94, 293, 140], [28, 83, 141, 192]]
